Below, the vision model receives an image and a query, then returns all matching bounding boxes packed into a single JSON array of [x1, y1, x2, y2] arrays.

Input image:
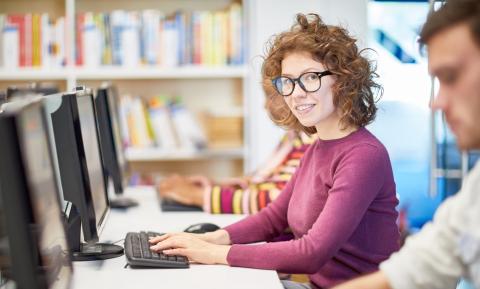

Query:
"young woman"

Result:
[[150, 13, 400, 289]]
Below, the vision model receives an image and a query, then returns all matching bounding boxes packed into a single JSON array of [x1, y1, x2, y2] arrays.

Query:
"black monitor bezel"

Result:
[[45, 89, 110, 245], [0, 100, 72, 289], [46, 91, 99, 244], [95, 85, 126, 195]]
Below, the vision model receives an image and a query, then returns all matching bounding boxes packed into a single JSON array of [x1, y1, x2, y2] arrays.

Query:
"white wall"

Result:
[[244, 0, 368, 171]]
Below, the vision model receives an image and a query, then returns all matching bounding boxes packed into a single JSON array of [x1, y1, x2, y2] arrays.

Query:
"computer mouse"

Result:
[[184, 223, 220, 234]]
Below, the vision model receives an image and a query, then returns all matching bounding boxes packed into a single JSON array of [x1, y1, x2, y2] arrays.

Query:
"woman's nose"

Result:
[[290, 81, 307, 98]]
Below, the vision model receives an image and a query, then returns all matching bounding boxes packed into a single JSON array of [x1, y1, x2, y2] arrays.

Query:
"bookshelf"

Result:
[[75, 66, 247, 80], [125, 147, 244, 162], [0, 68, 70, 80], [0, 66, 246, 80], [0, 0, 249, 180]]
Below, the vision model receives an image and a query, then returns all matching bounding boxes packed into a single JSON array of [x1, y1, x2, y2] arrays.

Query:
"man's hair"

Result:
[[262, 13, 381, 135], [419, 0, 480, 46]]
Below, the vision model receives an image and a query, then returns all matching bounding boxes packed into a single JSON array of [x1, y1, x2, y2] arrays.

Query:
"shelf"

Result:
[[125, 147, 244, 161], [74, 66, 247, 80], [0, 66, 247, 81], [0, 68, 70, 80]]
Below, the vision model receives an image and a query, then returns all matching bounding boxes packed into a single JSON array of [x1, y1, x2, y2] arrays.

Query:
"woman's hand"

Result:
[[216, 177, 249, 188], [149, 232, 231, 265], [200, 229, 232, 245], [149, 230, 231, 245], [157, 175, 206, 207]]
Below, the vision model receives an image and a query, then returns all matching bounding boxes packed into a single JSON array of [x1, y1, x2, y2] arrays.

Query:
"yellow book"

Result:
[[200, 11, 207, 65], [32, 14, 41, 66]]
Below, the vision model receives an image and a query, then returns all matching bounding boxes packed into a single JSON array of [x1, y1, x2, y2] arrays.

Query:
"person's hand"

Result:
[[157, 175, 206, 207], [150, 230, 231, 245], [149, 232, 231, 265], [217, 177, 249, 188], [200, 229, 232, 245]]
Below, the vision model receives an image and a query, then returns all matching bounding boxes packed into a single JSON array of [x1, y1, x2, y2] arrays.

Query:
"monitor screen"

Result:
[[107, 87, 126, 172], [19, 105, 71, 289], [76, 95, 108, 230]]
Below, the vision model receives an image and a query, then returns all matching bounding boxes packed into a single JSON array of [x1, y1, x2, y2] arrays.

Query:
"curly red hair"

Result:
[[262, 13, 382, 135]]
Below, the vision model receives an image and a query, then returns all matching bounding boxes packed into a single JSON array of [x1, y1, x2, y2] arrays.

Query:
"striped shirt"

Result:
[[204, 131, 314, 214]]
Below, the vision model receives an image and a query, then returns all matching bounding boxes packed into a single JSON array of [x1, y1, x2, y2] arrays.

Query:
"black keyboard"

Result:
[[160, 198, 203, 212], [124, 231, 189, 268]]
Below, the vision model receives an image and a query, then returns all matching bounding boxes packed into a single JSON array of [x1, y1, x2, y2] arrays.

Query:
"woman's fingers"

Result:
[[150, 235, 190, 252], [163, 248, 188, 256], [148, 233, 173, 244]]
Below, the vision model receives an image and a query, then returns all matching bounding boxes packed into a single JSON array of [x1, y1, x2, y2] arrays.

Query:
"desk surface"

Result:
[[71, 186, 283, 289]]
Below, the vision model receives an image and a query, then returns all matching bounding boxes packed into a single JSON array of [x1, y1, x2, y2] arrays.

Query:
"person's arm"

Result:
[[149, 171, 300, 263], [226, 145, 391, 272], [332, 271, 392, 289], [335, 163, 480, 289], [157, 131, 310, 214], [375, 190, 469, 289], [223, 168, 299, 244], [208, 131, 309, 214], [156, 175, 205, 207], [249, 131, 295, 181]]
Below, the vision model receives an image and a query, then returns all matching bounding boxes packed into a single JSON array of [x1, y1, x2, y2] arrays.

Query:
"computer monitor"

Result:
[[95, 84, 138, 209], [44, 87, 123, 261], [0, 99, 72, 289]]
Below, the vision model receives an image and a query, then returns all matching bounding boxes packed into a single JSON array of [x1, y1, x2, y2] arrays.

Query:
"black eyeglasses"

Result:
[[272, 71, 333, 97]]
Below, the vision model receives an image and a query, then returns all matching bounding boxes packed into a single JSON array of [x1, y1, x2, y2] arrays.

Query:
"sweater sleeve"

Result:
[[379, 162, 480, 289], [226, 145, 390, 273], [208, 132, 310, 215], [379, 197, 461, 289], [223, 169, 299, 244]]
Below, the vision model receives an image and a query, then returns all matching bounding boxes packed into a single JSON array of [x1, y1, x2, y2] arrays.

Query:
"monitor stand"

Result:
[[110, 196, 139, 209], [108, 179, 138, 209], [72, 243, 124, 261], [66, 206, 124, 261]]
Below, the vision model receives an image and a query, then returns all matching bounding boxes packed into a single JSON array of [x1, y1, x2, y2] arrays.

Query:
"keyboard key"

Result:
[[177, 256, 187, 262]]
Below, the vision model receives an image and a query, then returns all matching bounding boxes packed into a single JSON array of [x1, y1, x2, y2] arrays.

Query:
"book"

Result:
[[32, 14, 41, 67], [2, 24, 19, 68], [54, 17, 65, 66], [169, 100, 207, 151], [122, 11, 141, 67], [40, 13, 52, 68], [6, 15, 25, 67], [148, 96, 178, 151], [83, 12, 101, 67], [76, 13, 85, 66]]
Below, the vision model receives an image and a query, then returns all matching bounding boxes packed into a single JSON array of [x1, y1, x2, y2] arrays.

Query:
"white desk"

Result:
[[71, 186, 283, 289]]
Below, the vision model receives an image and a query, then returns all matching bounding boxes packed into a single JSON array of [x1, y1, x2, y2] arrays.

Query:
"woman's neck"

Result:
[[315, 113, 358, 141]]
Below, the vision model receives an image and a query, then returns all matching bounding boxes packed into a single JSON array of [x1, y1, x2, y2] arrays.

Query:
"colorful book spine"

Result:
[[32, 14, 41, 67], [6, 15, 26, 67], [2, 24, 19, 68]]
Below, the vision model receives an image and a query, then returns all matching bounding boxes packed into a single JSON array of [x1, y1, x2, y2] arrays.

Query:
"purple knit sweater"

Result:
[[224, 128, 400, 288]]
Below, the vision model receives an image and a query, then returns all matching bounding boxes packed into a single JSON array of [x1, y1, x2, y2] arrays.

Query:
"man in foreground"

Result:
[[333, 0, 480, 288]]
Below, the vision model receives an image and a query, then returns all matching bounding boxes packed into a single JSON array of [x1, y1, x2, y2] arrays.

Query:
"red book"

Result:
[[192, 12, 202, 65], [24, 14, 32, 67], [76, 13, 84, 66], [6, 15, 26, 66]]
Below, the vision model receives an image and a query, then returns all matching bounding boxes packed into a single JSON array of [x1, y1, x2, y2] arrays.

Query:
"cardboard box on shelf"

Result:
[[203, 108, 243, 148]]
